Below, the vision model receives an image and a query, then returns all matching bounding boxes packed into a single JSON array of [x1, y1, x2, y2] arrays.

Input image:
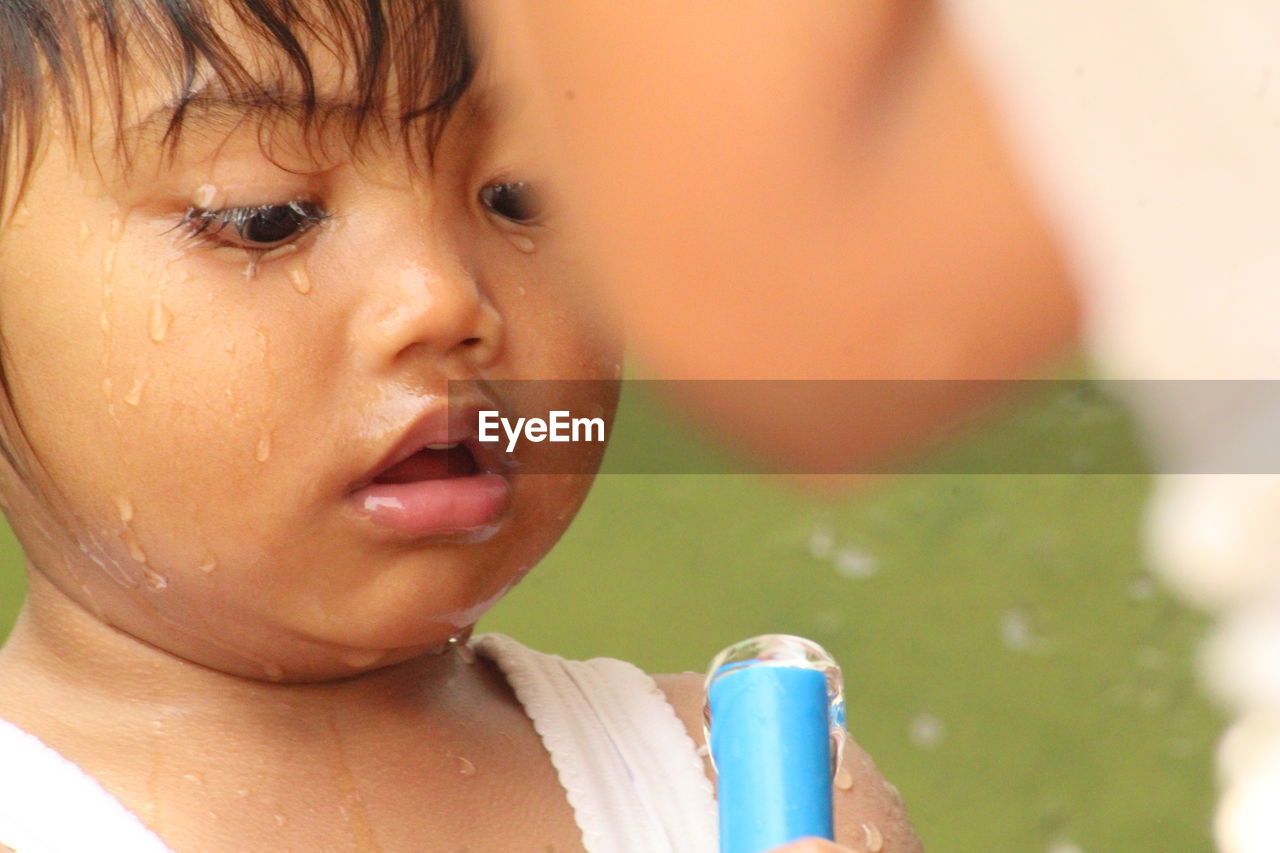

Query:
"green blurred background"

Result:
[[0, 351, 1220, 852]]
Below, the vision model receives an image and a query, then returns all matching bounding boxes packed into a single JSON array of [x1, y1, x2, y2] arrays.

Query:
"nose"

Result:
[[357, 249, 503, 373]]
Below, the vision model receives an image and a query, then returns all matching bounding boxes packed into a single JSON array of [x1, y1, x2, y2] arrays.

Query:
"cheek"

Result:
[[0, 219, 326, 576], [497, 243, 624, 379], [505, 473, 595, 569]]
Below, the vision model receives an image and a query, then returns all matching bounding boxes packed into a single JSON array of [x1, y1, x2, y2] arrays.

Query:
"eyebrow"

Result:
[[116, 88, 406, 148]]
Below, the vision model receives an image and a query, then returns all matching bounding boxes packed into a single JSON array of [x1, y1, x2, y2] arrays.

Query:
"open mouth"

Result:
[[349, 412, 511, 538], [370, 442, 479, 484]]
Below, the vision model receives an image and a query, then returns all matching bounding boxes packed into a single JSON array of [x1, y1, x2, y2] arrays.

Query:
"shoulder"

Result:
[[653, 671, 924, 853]]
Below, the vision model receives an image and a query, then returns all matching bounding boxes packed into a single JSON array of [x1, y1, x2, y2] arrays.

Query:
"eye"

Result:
[[479, 181, 543, 224], [180, 200, 329, 250]]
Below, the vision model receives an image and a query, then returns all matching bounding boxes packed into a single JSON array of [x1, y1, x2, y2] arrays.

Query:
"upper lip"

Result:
[[347, 395, 511, 493]]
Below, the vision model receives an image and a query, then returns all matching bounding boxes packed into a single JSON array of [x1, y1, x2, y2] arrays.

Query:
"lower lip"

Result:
[[348, 474, 511, 537]]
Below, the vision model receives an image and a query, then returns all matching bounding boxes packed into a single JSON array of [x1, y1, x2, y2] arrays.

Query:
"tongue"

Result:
[[373, 446, 474, 484]]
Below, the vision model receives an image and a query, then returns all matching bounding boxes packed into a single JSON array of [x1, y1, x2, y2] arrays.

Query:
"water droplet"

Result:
[[149, 297, 173, 342], [65, 558, 106, 619], [833, 546, 878, 580], [256, 326, 271, 370], [263, 662, 284, 681], [123, 375, 146, 406], [1001, 608, 1035, 651], [834, 766, 855, 791], [509, 235, 536, 254], [197, 558, 218, 574], [813, 609, 844, 632], [1128, 577, 1155, 601], [108, 215, 125, 241], [909, 712, 944, 749], [182, 772, 205, 785], [288, 266, 312, 294], [862, 821, 884, 852], [100, 311, 111, 334], [235, 788, 250, 798], [102, 244, 118, 279], [114, 495, 134, 522], [453, 755, 476, 776], [517, 285, 527, 296], [121, 528, 148, 564], [194, 184, 217, 208], [1046, 839, 1083, 853], [808, 522, 835, 559], [1136, 646, 1167, 670], [342, 649, 386, 668], [255, 427, 272, 463], [142, 569, 168, 591], [273, 814, 286, 827], [151, 719, 166, 734], [86, 546, 136, 588], [1139, 688, 1166, 712], [78, 221, 91, 248], [102, 376, 113, 397]]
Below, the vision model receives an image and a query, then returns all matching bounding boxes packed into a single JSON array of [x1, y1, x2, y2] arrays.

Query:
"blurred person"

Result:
[[471, 1, 1280, 850]]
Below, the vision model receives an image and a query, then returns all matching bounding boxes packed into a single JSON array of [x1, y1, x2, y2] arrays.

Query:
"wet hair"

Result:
[[0, 0, 473, 480], [0, 0, 474, 215]]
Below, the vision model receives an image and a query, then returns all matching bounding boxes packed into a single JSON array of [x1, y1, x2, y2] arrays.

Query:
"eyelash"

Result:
[[173, 184, 536, 264], [479, 181, 543, 225], [176, 200, 330, 257]]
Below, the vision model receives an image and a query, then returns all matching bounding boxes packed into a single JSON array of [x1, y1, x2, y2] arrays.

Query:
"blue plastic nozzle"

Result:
[[704, 634, 847, 853]]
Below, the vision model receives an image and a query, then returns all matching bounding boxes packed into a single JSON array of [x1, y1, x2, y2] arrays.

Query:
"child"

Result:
[[0, 1, 918, 850]]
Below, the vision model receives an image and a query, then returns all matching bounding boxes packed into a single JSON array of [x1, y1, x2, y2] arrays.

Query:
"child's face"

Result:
[[0, 23, 621, 680]]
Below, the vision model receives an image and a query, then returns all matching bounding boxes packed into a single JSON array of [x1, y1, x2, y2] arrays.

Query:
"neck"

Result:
[[0, 570, 475, 749]]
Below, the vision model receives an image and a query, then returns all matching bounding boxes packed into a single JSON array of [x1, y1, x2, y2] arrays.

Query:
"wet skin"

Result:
[[0, 17, 622, 852], [0, 6, 925, 850]]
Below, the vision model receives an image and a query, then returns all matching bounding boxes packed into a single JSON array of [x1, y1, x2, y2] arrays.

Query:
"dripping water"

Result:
[[149, 296, 173, 343], [288, 266, 312, 295]]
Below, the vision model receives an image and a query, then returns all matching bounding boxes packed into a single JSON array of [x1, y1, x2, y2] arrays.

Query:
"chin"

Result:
[[287, 565, 514, 651]]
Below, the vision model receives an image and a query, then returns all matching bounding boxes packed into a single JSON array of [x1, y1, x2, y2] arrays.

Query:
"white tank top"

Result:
[[0, 632, 719, 853]]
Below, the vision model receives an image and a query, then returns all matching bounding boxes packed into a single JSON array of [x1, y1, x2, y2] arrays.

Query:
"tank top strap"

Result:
[[470, 633, 719, 853], [0, 718, 174, 853]]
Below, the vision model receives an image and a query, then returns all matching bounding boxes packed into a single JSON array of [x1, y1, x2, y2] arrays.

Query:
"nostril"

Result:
[[461, 337, 481, 347]]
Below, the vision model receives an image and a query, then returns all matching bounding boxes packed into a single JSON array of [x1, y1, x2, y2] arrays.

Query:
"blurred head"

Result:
[[0, 0, 621, 681], [473, 1, 1080, 478]]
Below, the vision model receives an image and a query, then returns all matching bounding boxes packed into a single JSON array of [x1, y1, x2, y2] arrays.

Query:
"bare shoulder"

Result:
[[651, 671, 716, 785], [653, 671, 924, 853]]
